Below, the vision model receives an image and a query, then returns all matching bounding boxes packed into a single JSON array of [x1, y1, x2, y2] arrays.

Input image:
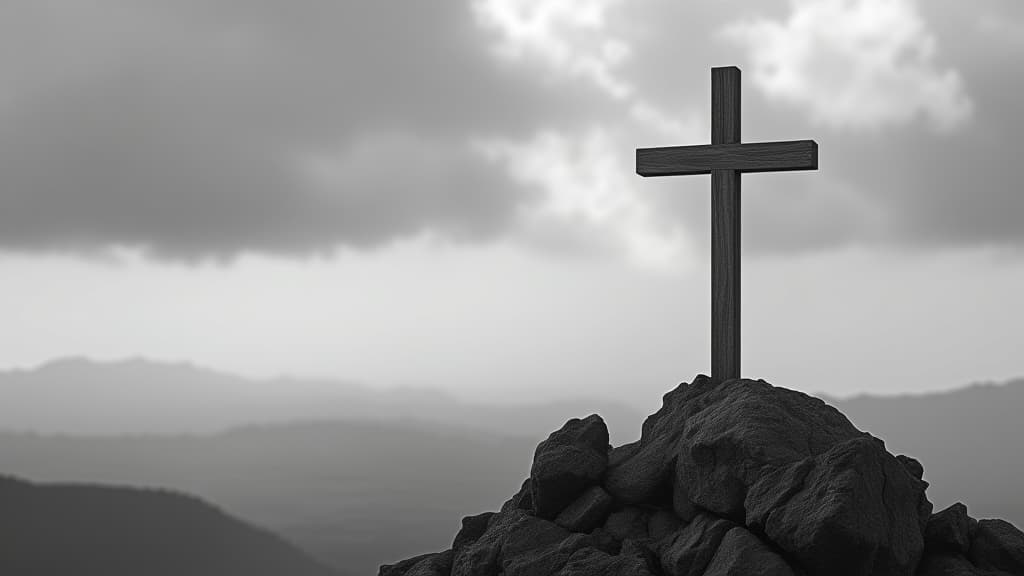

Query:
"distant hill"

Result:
[[0, 475, 339, 576], [0, 357, 644, 442], [0, 420, 538, 576]]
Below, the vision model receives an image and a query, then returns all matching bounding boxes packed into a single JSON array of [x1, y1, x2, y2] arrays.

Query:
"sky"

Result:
[[1, 0, 1023, 404]]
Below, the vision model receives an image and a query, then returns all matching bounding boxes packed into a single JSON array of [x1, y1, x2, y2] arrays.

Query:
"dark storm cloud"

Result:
[[1, 0, 1022, 260], [877, 0, 1024, 251], [0, 0, 607, 258]]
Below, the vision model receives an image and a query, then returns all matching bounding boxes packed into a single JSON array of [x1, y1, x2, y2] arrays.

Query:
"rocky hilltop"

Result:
[[380, 376, 1024, 576]]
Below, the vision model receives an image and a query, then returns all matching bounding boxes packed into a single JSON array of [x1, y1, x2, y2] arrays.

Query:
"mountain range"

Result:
[[0, 357, 645, 442], [0, 359, 1020, 574]]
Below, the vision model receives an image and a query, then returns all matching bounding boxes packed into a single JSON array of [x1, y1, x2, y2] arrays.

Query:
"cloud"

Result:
[[977, 12, 1024, 53], [472, 0, 633, 100], [0, 0, 599, 260], [724, 0, 972, 132], [475, 128, 690, 270], [293, 131, 535, 248], [472, 0, 699, 140], [0, 0, 1023, 263]]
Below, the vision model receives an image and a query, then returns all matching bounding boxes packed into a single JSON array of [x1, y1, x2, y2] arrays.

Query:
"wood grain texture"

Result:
[[635, 140, 818, 177], [712, 169, 740, 382], [712, 66, 740, 146], [711, 66, 741, 382]]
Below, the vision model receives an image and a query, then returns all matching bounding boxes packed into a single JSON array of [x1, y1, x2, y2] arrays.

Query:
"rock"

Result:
[[926, 503, 973, 555], [898, 454, 934, 534], [555, 547, 657, 576], [739, 455, 814, 529], [450, 509, 530, 576], [915, 553, 981, 576], [609, 441, 641, 468], [451, 509, 583, 576], [501, 479, 534, 514], [531, 415, 609, 519], [671, 379, 860, 514], [500, 513, 571, 565], [502, 528, 588, 576], [703, 527, 797, 576], [620, 538, 659, 571], [603, 506, 650, 542], [968, 519, 1024, 574], [897, 454, 924, 480], [452, 511, 494, 567], [670, 379, 929, 576], [555, 485, 614, 533], [756, 435, 931, 576], [587, 527, 622, 555], [605, 377, 719, 507], [379, 553, 441, 576], [659, 512, 735, 576], [647, 509, 682, 543], [604, 448, 672, 510], [402, 550, 453, 576]]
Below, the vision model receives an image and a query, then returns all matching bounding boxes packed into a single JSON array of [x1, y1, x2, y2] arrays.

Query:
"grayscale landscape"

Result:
[[1, 1, 1023, 575]]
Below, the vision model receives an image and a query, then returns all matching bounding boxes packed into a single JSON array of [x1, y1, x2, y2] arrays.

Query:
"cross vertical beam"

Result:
[[711, 66, 741, 382]]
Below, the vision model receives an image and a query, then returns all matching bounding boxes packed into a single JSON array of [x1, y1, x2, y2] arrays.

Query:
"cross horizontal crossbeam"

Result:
[[636, 140, 818, 177]]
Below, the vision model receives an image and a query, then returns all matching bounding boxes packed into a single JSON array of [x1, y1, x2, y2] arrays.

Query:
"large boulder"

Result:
[[968, 519, 1024, 574], [381, 375, 1022, 576], [612, 377, 931, 576], [926, 503, 973, 555], [531, 415, 610, 519], [749, 435, 928, 576]]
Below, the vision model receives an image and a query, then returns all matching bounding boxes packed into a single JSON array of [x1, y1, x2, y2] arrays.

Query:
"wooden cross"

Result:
[[636, 66, 818, 382]]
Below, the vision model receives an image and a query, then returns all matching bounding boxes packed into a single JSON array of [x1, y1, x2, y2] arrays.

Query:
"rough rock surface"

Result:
[[555, 486, 614, 533], [530, 414, 609, 519], [926, 503, 973, 555], [379, 376, 1024, 576], [703, 527, 795, 576], [968, 519, 1024, 574], [660, 512, 735, 576]]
